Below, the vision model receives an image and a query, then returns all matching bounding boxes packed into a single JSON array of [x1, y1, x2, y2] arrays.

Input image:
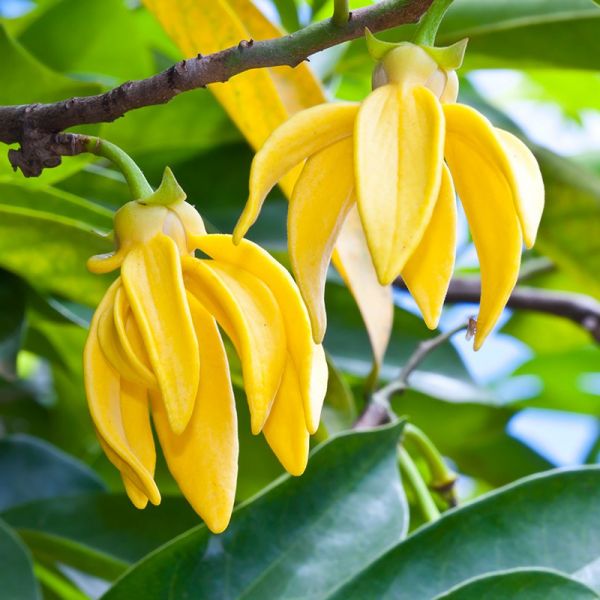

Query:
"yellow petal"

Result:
[[121, 234, 199, 435], [263, 357, 309, 476], [355, 84, 445, 285], [95, 433, 150, 509], [234, 103, 359, 242], [192, 234, 321, 434], [308, 343, 328, 431], [288, 137, 355, 344], [120, 379, 155, 503], [113, 287, 157, 389], [402, 163, 457, 329], [495, 128, 545, 248], [152, 294, 238, 534], [444, 105, 523, 349], [97, 300, 151, 388], [182, 256, 286, 434], [224, 0, 325, 114], [143, 0, 288, 154], [333, 206, 394, 370], [84, 283, 160, 505], [122, 476, 149, 510]]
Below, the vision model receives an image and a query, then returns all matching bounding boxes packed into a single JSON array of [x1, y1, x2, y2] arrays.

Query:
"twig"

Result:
[[395, 277, 600, 343], [0, 0, 432, 177], [353, 321, 471, 429]]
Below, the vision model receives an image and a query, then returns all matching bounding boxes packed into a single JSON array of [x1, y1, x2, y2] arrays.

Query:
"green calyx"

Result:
[[143, 167, 187, 207], [365, 29, 468, 71]]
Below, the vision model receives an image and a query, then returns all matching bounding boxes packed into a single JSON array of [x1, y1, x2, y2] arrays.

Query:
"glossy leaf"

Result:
[[436, 568, 599, 600], [0, 518, 40, 600], [0, 435, 105, 511], [332, 467, 600, 599], [103, 423, 407, 600]]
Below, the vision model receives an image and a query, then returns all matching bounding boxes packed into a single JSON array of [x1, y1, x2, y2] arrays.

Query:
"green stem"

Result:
[[83, 136, 153, 200], [332, 0, 349, 26], [34, 562, 90, 600], [398, 447, 440, 523], [413, 0, 454, 46], [404, 424, 457, 489]]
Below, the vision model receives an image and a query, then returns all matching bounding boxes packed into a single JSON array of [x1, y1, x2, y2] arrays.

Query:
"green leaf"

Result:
[[331, 467, 600, 599], [438, 0, 600, 70], [0, 435, 105, 511], [0, 518, 41, 600], [2, 494, 198, 565], [0, 204, 112, 306], [17, 0, 153, 82], [436, 568, 600, 600], [0, 23, 99, 105], [0, 269, 27, 379], [102, 423, 407, 600]]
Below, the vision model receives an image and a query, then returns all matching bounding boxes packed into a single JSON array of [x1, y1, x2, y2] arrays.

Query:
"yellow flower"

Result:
[[84, 169, 328, 533], [233, 40, 545, 350]]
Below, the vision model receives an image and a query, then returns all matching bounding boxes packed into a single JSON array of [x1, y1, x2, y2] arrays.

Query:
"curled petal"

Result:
[[113, 287, 157, 389], [333, 206, 394, 371], [87, 248, 127, 274], [445, 105, 523, 349], [234, 103, 359, 243], [288, 137, 355, 344], [121, 234, 199, 435], [402, 163, 457, 329], [152, 294, 238, 534], [183, 256, 286, 434], [84, 282, 160, 505], [355, 84, 445, 285], [193, 234, 320, 433], [263, 357, 309, 476], [495, 128, 545, 248]]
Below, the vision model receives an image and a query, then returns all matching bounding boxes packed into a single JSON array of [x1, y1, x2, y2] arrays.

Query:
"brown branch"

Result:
[[353, 321, 471, 429], [0, 0, 432, 177], [395, 277, 600, 343], [355, 278, 600, 429]]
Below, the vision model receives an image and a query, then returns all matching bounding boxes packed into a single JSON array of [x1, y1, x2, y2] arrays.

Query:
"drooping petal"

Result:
[[402, 163, 457, 329], [182, 256, 286, 434], [355, 84, 445, 285], [152, 294, 238, 534], [263, 357, 309, 476], [193, 234, 321, 434], [308, 343, 328, 431], [234, 102, 359, 243], [333, 206, 394, 371], [119, 379, 155, 507], [121, 234, 199, 435], [444, 105, 523, 350], [288, 137, 355, 344], [97, 301, 150, 388], [84, 282, 160, 505], [95, 433, 150, 509], [113, 287, 157, 389], [495, 128, 545, 248]]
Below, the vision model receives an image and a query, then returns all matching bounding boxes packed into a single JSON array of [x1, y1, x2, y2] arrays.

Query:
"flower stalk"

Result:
[[404, 423, 457, 495], [332, 0, 350, 26], [413, 0, 455, 45], [398, 446, 440, 522], [82, 136, 153, 200]]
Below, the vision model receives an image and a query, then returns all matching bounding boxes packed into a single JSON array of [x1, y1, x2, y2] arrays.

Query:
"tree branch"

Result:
[[0, 0, 432, 177], [353, 321, 471, 429], [355, 278, 600, 429], [395, 277, 600, 343]]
